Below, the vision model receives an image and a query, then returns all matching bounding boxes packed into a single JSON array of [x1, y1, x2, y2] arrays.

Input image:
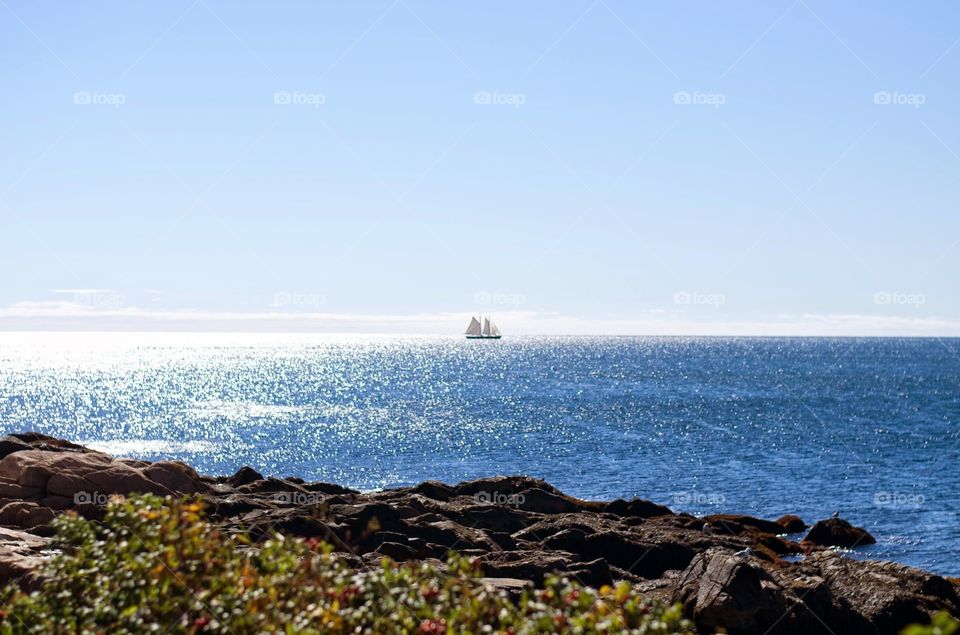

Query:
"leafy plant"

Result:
[[0, 495, 693, 634], [902, 612, 960, 635]]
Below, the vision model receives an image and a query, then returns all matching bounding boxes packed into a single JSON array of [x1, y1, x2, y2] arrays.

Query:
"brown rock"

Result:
[[375, 541, 418, 561], [143, 461, 210, 494], [45, 473, 93, 499], [85, 466, 172, 497], [19, 506, 55, 529], [0, 450, 112, 486], [604, 498, 674, 519], [0, 526, 50, 587], [0, 482, 44, 500], [17, 465, 55, 489], [705, 514, 784, 536], [40, 495, 74, 511], [804, 518, 876, 548], [226, 466, 263, 487], [0, 437, 33, 460], [515, 487, 580, 514], [776, 514, 807, 533], [0, 502, 39, 526], [674, 549, 787, 634]]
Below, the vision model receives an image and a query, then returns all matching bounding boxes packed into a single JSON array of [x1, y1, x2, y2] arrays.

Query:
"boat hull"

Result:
[[466, 335, 502, 339]]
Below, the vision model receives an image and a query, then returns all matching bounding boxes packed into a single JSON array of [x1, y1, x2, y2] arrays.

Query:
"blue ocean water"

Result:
[[0, 334, 957, 575]]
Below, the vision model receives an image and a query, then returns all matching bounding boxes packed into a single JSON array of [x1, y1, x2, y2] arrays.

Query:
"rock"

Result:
[[604, 498, 674, 519], [0, 450, 112, 486], [85, 466, 172, 497], [705, 514, 785, 536], [302, 482, 358, 496], [0, 437, 33, 459], [802, 551, 960, 632], [46, 473, 93, 499], [375, 541, 418, 561], [40, 495, 74, 511], [0, 501, 54, 529], [515, 487, 580, 514], [0, 432, 954, 635], [478, 551, 581, 586], [776, 514, 807, 533], [0, 502, 39, 525], [804, 518, 876, 548], [454, 476, 562, 499], [19, 506, 55, 529], [674, 549, 787, 634], [0, 482, 44, 500], [226, 466, 263, 487], [478, 576, 533, 593], [0, 526, 49, 587], [411, 480, 456, 501], [5, 432, 88, 453], [143, 461, 209, 494], [17, 465, 56, 489], [584, 530, 696, 579]]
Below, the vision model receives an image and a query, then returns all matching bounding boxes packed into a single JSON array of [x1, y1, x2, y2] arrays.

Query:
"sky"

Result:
[[2, 1, 960, 335]]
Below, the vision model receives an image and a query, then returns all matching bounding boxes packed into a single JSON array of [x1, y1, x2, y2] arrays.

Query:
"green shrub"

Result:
[[0, 496, 693, 634], [902, 612, 960, 635]]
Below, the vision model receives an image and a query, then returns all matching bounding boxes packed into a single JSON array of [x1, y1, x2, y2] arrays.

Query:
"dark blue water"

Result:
[[0, 334, 957, 575]]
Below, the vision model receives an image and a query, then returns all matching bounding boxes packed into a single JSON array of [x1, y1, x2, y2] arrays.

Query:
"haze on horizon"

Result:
[[2, 1, 960, 336]]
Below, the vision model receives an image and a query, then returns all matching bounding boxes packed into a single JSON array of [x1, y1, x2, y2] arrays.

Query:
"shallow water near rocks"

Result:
[[0, 333, 957, 575]]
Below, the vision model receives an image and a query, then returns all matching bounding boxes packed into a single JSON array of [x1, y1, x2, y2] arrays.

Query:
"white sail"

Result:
[[482, 318, 491, 336], [492, 323, 501, 336], [465, 316, 482, 336]]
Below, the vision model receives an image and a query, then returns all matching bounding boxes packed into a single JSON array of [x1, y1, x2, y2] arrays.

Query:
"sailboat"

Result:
[[465, 315, 502, 339]]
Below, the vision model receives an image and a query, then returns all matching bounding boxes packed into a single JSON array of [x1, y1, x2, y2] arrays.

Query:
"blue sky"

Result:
[[2, 1, 959, 334]]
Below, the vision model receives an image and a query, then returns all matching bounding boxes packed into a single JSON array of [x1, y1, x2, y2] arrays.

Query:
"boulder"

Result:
[[39, 495, 74, 511], [411, 480, 455, 501], [705, 514, 784, 536], [604, 498, 674, 519], [226, 466, 263, 487], [0, 482, 44, 500], [674, 549, 787, 634], [804, 518, 876, 548], [85, 466, 172, 497], [515, 487, 580, 514], [0, 450, 112, 486], [19, 506, 55, 529], [801, 550, 960, 632], [0, 437, 33, 460], [375, 541, 418, 561], [0, 502, 38, 526], [143, 461, 209, 494], [776, 514, 807, 533], [0, 526, 49, 588]]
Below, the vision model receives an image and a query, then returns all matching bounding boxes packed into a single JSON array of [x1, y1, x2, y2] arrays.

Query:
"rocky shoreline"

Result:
[[0, 432, 956, 634]]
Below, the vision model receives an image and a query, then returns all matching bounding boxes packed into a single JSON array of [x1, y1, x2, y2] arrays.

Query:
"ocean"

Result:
[[0, 333, 957, 575]]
